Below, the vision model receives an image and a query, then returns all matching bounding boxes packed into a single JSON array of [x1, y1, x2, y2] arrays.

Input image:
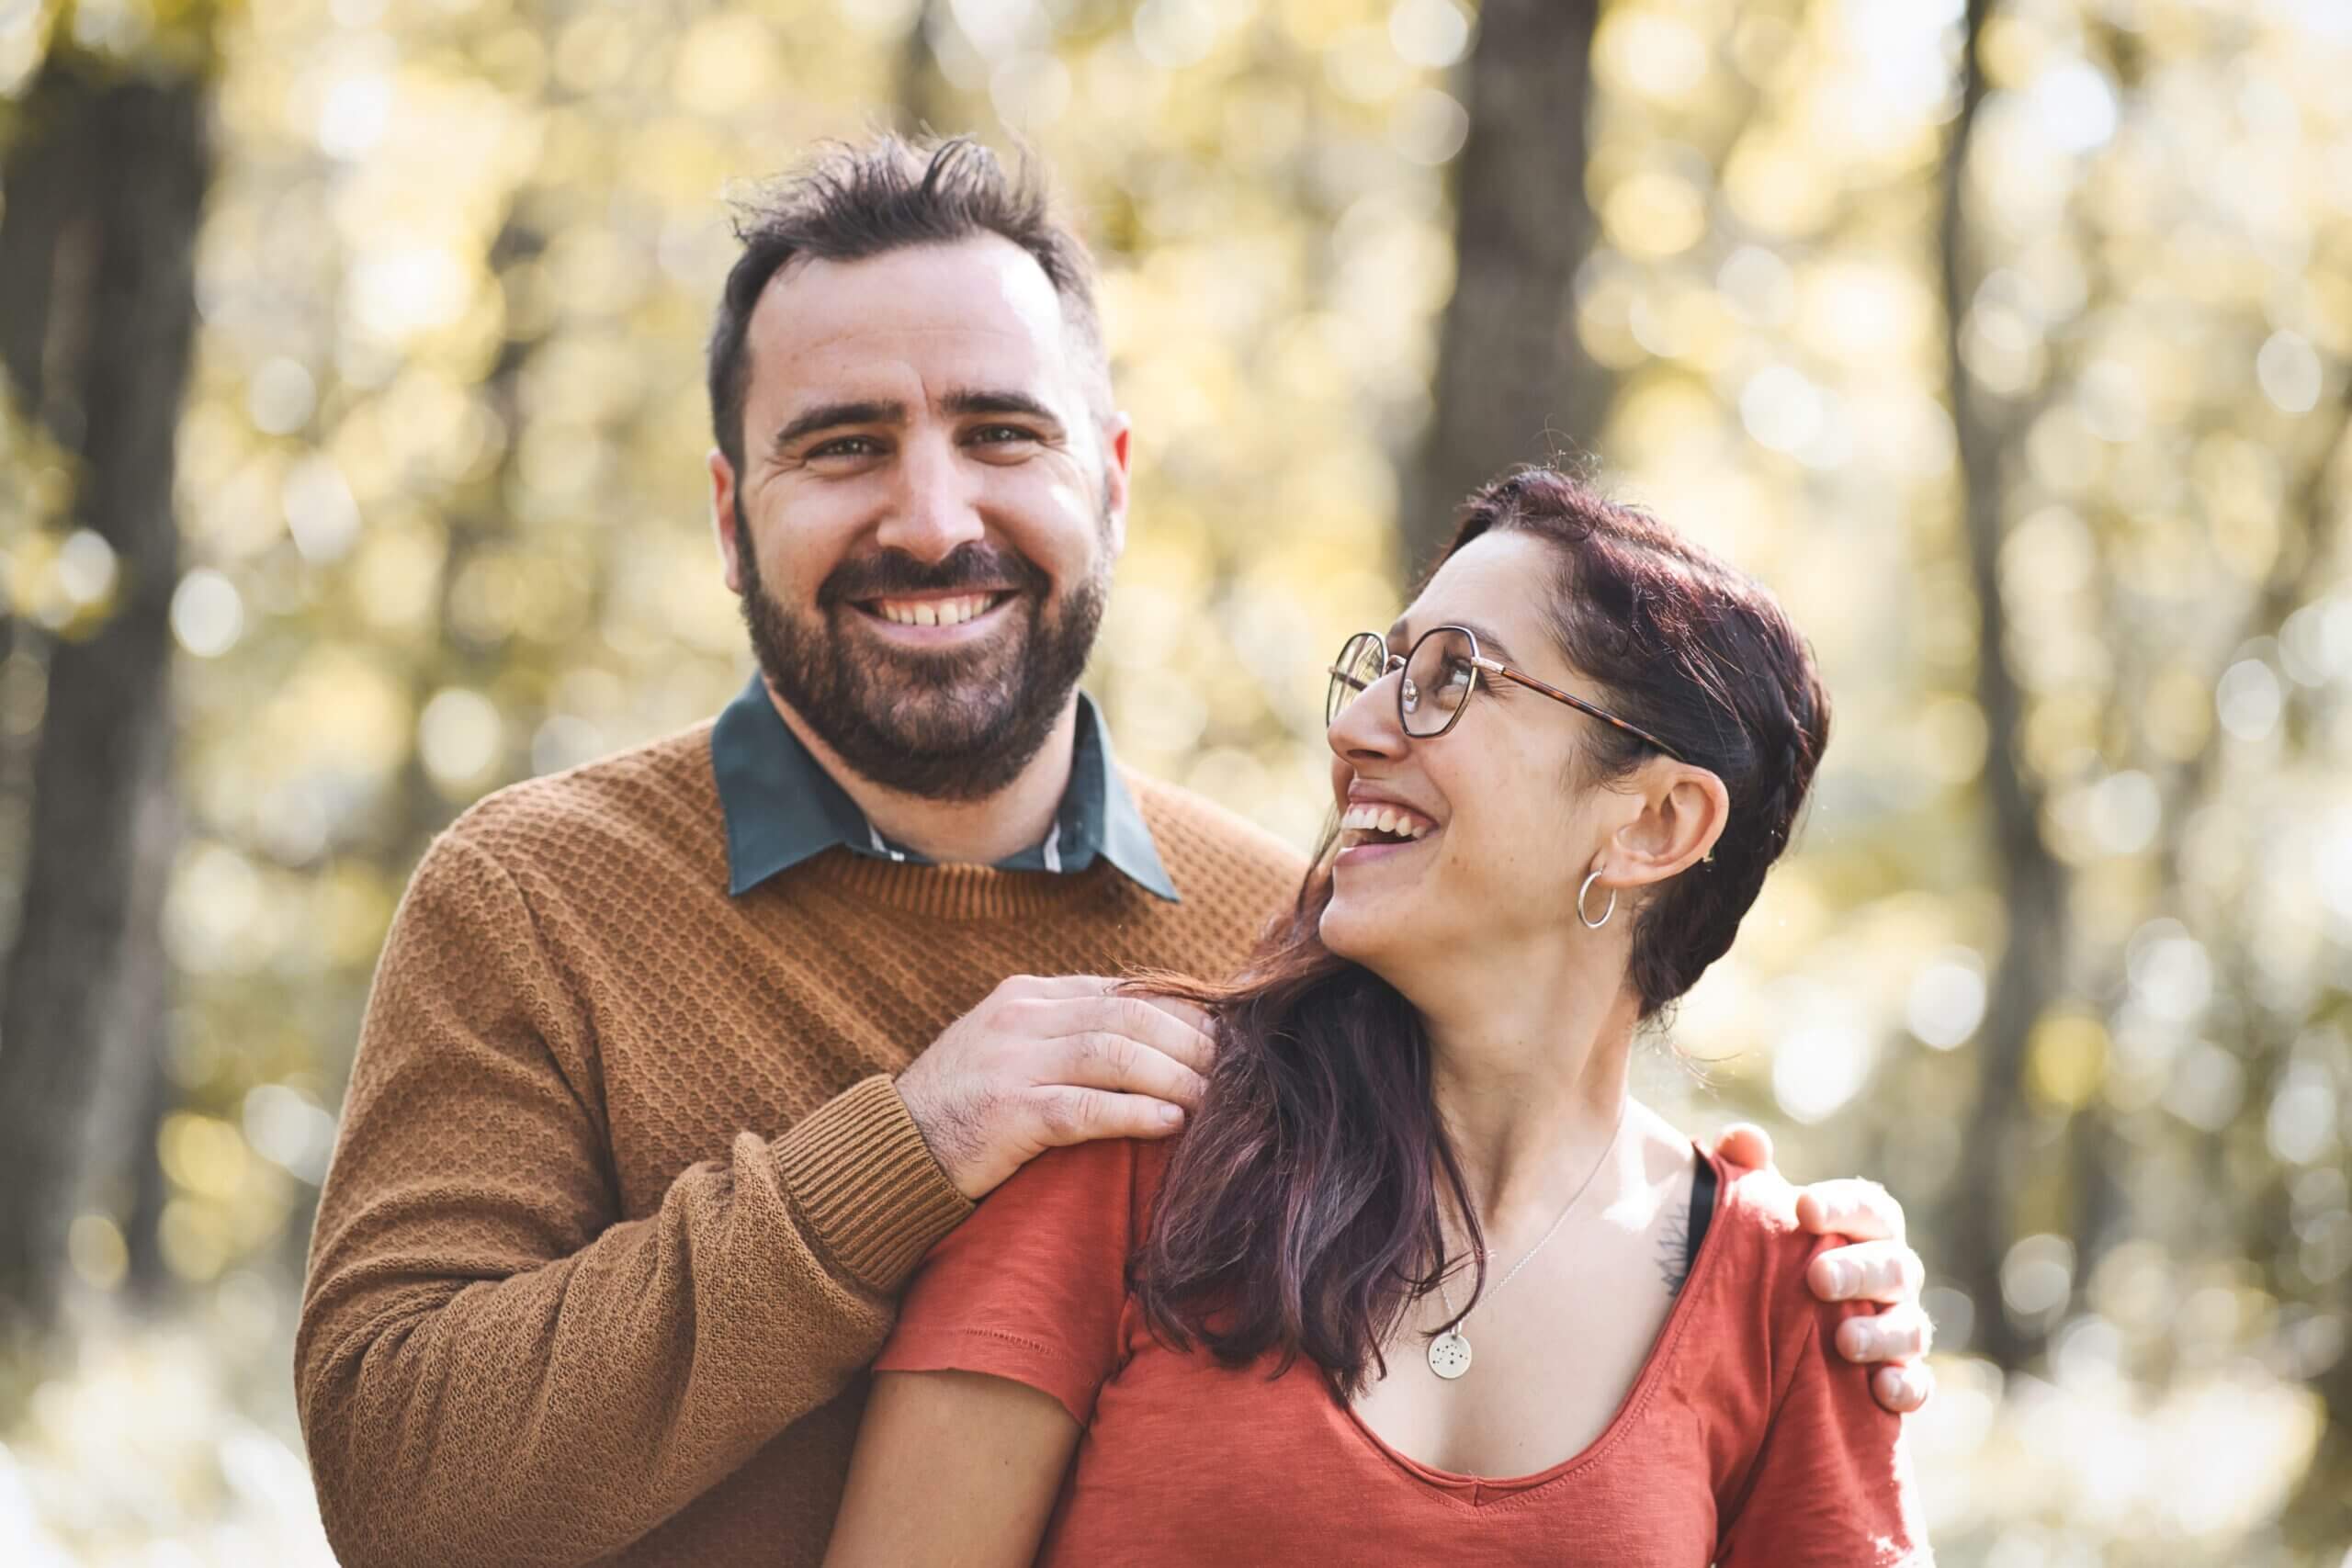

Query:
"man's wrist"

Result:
[[774, 1075, 973, 1294]]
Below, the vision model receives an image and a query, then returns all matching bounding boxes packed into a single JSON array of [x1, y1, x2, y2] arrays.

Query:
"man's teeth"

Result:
[[1340, 804, 1431, 840], [873, 594, 997, 627]]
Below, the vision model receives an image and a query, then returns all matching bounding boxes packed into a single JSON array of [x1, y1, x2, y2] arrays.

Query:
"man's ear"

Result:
[[709, 449, 745, 595], [1101, 414, 1133, 557]]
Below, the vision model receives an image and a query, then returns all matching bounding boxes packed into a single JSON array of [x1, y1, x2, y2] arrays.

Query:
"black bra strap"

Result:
[[1685, 1156, 1719, 1276]]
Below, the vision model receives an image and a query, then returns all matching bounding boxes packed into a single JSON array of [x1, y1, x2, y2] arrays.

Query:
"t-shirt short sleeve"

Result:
[[1714, 1227, 1932, 1567], [872, 1137, 1144, 1427]]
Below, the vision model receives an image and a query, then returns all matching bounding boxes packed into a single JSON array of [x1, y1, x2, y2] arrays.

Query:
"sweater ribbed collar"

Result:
[[793, 841, 1134, 921]]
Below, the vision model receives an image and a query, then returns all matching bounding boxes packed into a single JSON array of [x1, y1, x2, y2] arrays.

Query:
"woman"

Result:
[[825, 468, 1928, 1564]]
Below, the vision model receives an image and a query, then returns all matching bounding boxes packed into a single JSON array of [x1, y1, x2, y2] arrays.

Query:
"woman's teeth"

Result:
[[872, 593, 998, 627], [1340, 804, 1431, 841]]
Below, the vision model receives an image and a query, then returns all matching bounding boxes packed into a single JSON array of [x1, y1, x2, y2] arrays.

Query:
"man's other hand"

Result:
[[1710, 1122, 1936, 1416], [898, 976, 1215, 1201]]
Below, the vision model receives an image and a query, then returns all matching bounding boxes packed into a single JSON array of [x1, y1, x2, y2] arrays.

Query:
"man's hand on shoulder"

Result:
[[1709, 1122, 1936, 1417], [897, 976, 1215, 1200]]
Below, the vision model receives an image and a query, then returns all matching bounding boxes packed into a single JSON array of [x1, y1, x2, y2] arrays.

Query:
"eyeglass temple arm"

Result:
[[1473, 655, 1562, 699], [1475, 657, 1686, 761]]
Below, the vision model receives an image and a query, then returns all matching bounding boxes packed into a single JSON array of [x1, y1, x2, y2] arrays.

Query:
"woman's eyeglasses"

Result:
[[1326, 626, 1688, 761]]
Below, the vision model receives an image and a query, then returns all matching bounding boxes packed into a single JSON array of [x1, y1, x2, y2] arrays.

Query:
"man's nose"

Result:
[[874, 433, 986, 563]]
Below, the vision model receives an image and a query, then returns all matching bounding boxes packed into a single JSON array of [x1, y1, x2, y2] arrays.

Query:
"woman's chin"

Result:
[[1317, 897, 1390, 968]]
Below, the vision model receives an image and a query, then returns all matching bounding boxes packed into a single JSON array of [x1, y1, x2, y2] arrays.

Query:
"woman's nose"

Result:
[[1328, 667, 1408, 764]]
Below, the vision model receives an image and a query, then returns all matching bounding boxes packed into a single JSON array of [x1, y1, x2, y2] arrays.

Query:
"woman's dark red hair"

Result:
[[1129, 465, 1833, 1395]]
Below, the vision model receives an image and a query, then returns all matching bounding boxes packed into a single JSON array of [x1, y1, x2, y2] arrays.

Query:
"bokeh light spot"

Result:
[[171, 570, 244, 660]]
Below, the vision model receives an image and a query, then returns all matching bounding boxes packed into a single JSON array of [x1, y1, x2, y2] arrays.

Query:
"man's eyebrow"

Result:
[[943, 388, 1066, 429], [1385, 616, 1520, 663], [769, 400, 905, 455]]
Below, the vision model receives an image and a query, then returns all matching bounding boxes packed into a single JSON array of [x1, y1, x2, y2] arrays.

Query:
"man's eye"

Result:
[[968, 424, 1038, 446], [808, 436, 883, 460]]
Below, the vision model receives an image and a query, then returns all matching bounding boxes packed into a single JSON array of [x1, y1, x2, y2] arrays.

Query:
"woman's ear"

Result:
[[1609, 764, 1730, 888]]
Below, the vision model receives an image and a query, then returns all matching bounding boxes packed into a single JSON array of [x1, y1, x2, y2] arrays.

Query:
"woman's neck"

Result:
[[1414, 958, 1645, 1240]]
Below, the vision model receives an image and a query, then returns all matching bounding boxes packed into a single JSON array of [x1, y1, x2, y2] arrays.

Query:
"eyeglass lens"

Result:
[[1326, 628, 1478, 739], [1328, 633, 1388, 728], [1400, 627, 1476, 737]]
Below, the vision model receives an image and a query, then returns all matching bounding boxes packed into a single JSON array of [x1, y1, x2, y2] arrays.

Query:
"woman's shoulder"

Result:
[[1623, 1104, 1833, 1320], [989, 1134, 1174, 1190], [886, 1136, 1171, 1427], [975, 1135, 1175, 1238], [894, 1138, 1170, 1349], [1673, 1149, 1878, 1387], [1711, 1155, 1806, 1240], [1702, 1156, 1831, 1290], [1642, 1144, 1878, 1449]]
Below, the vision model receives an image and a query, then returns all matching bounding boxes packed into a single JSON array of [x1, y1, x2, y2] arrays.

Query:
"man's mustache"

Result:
[[819, 542, 1046, 606]]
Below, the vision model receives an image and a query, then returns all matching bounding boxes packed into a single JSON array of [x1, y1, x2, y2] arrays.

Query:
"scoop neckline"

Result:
[[1330, 1140, 1731, 1507]]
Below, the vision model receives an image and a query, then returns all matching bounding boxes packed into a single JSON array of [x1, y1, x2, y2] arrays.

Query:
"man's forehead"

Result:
[[751, 237, 1072, 373]]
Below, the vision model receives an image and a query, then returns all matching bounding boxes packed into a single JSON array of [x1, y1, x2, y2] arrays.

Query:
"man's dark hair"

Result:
[[705, 133, 1108, 475]]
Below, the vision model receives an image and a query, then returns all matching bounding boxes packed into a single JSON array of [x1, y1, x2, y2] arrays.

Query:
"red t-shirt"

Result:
[[874, 1137, 1929, 1566]]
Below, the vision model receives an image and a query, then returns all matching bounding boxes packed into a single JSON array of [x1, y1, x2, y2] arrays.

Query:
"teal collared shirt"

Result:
[[711, 676, 1179, 902]]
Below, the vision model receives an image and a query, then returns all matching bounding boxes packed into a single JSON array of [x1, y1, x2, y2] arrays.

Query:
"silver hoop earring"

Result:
[[1577, 869, 1615, 931]]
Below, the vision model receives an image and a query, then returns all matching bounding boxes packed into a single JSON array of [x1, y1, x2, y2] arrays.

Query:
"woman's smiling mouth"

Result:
[[1335, 801, 1439, 862]]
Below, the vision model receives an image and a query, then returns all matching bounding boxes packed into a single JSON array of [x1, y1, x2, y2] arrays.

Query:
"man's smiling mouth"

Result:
[[865, 592, 1010, 627], [851, 591, 1018, 633]]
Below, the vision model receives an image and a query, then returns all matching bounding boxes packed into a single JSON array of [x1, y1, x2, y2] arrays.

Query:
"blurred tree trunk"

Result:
[[1936, 0, 2067, 1371], [387, 216, 544, 872], [0, 51, 210, 1329], [1397, 0, 1605, 576]]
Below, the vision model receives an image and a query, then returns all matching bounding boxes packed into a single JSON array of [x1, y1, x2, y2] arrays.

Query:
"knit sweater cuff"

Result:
[[775, 1074, 974, 1295]]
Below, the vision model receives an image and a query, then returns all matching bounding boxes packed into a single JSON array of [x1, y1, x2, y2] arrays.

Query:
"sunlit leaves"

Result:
[[1, 0, 2347, 1559]]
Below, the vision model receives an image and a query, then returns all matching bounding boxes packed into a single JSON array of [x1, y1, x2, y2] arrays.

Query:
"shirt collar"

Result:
[[711, 676, 1178, 903]]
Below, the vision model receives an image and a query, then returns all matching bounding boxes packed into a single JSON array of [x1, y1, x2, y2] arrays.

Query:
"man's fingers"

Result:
[[1029, 1086, 1186, 1148], [1056, 994, 1217, 1077], [1127, 990, 1216, 1040], [1793, 1178, 1906, 1243], [1834, 1303, 1934, 1364], [1872, 1360, 1935, 1415], [1806, 1239, 1924, 1304], [1055, 1031, 1209, 1110], [1710, 1122, 1774, 1170], [1011, 974, 1126, 999]]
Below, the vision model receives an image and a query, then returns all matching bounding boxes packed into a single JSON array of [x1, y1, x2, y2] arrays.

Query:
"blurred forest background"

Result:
[[0, 0, 2347, 1562]]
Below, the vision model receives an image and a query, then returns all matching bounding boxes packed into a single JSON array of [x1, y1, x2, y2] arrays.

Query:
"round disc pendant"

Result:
[[1428, 1327, 1473, 1380]]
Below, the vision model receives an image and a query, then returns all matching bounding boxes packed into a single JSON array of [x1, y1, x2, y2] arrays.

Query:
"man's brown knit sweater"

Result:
[[295, 720, 1305, 1568]]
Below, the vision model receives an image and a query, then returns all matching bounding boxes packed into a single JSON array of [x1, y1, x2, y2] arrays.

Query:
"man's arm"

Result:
[[298, 834, 1217, 1568], [295, 831, 973, 1567], [1710, 1123, 1937, 1415]]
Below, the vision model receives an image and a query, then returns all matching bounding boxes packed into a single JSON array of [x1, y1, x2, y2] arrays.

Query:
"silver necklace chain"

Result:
[[1426, 1100, 1629, 1380]]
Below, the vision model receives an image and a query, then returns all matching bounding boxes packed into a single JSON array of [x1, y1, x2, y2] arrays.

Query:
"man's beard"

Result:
[[734, 498, 1111, 803]]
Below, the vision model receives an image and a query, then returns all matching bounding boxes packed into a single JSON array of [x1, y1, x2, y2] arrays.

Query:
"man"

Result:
[[297, 135, 1932, 1568]]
